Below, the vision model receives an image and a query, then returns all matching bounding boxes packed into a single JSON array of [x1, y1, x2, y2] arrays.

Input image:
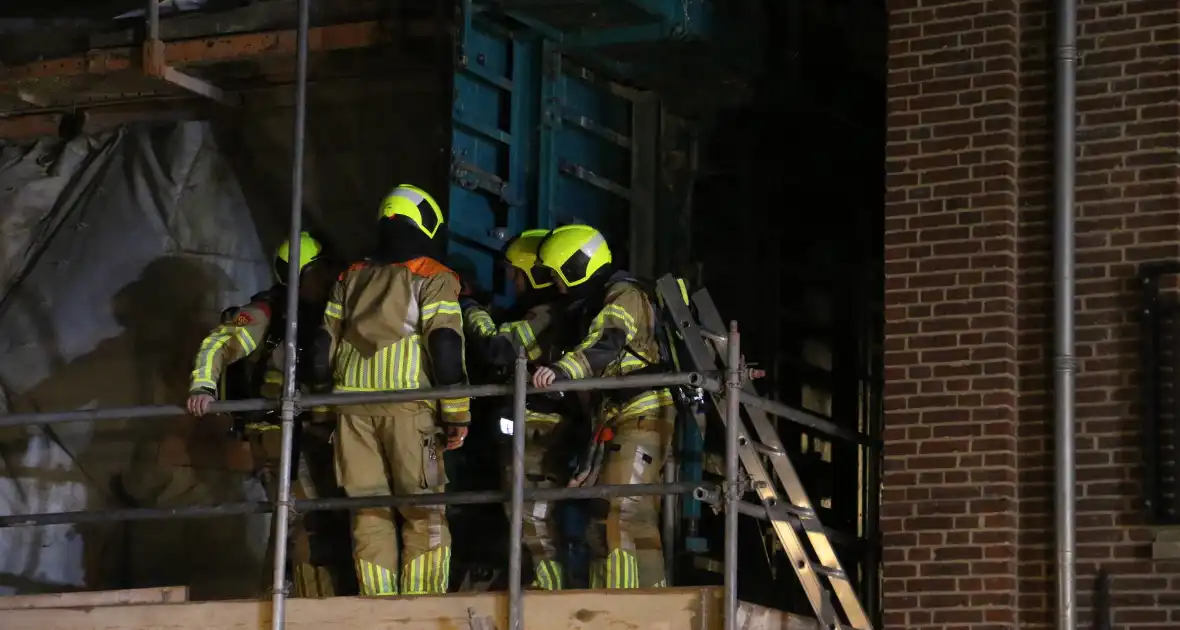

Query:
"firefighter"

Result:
[[530, 224, 676, 590], [460, 228, 575, 591], [321, 184, 469, 596], [186, 231, 352, 598]]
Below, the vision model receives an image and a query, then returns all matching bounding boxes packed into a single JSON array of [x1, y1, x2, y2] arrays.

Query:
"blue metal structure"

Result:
[[537, 41, 642, 255], [446, 0, 739, 572], [448, 3, 667, 305], [447, 5, 539, 307]]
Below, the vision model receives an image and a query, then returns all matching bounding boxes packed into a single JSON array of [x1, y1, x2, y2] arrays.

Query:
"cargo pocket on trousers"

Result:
[[420, 432, 442, 490]]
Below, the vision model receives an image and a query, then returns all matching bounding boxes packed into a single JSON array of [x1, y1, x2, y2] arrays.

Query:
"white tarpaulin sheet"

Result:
[[0, 122, 274, 598]]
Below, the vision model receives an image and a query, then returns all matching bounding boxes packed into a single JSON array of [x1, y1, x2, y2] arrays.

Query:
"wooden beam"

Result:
[[0, 74, 438, 142], [90, 0, 396, 48], [166, 20, 423, 67], [0, 20, 421, 83], [0, 101, 210, 142], [0, 587, 188, 611], [0, 587, 817, 630]]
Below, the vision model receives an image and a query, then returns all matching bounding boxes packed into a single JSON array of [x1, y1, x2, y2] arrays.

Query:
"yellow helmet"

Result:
[[273, 231, 324, 285], [536, 224, 611, 288], [502, 229, 552, 290], [378, 184, 444, 239]]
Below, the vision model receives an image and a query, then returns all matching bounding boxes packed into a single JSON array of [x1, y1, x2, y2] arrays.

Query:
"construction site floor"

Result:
[[0, 585, 816, 629]]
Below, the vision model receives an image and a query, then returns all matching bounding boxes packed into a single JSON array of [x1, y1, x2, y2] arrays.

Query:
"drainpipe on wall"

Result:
[[1053, 0, 1078, 628]]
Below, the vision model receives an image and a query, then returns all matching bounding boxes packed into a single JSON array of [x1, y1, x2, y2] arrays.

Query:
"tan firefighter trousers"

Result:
[[335, 402, 451, 596], [587, 393, 677, 590], [499, 413, 572, 591], [251, 421, 353, 598]]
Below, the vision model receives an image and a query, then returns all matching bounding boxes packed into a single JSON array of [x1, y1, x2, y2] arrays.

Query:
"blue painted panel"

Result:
[[448, 7, 540, 307], [537, 41, 633, 253]]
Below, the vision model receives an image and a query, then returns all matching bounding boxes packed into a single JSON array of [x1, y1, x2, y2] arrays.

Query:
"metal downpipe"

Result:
[[1054, 0, 1078, 627], [271, 0, 311, 628]]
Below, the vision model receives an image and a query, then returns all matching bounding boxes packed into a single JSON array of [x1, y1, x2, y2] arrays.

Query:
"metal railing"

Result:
[[0, 363, 749, 630]]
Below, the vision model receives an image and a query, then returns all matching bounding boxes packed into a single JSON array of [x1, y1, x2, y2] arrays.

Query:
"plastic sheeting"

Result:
[[0, 122, 274, 598]]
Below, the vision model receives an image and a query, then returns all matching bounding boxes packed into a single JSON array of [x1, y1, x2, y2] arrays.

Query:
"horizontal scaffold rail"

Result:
[[0, 371, 715, 428], [0, 482, 711, 529]]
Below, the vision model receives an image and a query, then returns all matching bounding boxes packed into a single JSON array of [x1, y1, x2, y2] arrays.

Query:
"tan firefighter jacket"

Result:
[[189, 296, 282, 398], [551, 279, 674, 418], [323, 256, 469, 422]]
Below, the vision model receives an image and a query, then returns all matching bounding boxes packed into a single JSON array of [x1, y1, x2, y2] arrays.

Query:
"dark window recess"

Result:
[[1139, 262, 1180, 525], [682, 0, 884, 624]]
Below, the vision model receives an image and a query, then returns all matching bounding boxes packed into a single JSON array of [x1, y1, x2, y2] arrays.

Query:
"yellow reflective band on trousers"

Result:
[[592, 549, 639, 589], [401, 546, 451, 595], [334, 336, 423, 391], [525, 410, 562, 423], [191, 325, 258, 390], [532, 559, 564, 591], [356, 558, 397, 595], [608, 388, 675, 419]]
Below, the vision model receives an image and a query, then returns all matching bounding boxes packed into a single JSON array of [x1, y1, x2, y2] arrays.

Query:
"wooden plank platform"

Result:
[[0, 586, 188, 610], [0, 586, 818, 630]]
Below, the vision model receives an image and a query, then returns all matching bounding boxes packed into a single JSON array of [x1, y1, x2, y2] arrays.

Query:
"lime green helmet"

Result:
[[378, 184, 444, 239], [273, 231, 324, 285], [502, 229, 552, 290], [536, 224, 611, 288]]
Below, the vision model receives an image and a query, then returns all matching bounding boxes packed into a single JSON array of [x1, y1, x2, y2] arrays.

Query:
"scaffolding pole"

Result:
[[508, 350, 528, 630], [723, 321, 741, 630], [272, 0, 311, 626]]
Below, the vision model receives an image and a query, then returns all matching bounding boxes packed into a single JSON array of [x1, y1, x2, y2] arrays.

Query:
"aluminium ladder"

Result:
[[654, 274, 873, 630]]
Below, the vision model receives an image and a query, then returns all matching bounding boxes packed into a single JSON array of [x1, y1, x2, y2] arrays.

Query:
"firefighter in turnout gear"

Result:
[[322, 184, 469, 596], [187, 231, 353, 598], [531, 225, 676, 590], [461, 229, 575, 591]]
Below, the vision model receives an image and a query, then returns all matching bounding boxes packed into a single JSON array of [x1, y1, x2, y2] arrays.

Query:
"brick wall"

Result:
[[884, 0, 1180, 628]]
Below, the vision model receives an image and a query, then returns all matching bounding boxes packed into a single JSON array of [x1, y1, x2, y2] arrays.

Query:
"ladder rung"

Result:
[[657, 275, 874, 630], [731, 497, 815, 521], [814, 565, 848, 582], [698, 327, 727, 343], [739, 435, 784, 457], [763, 497, 816, 520]]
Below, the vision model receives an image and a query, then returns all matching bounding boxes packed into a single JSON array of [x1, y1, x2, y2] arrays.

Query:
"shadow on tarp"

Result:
[[0, 123, 274, 599]]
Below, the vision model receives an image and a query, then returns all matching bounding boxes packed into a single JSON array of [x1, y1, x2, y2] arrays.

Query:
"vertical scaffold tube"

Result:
[[724, 321, 741, 630], [509, 349, 529, 630], [271, 0, 311, 628]]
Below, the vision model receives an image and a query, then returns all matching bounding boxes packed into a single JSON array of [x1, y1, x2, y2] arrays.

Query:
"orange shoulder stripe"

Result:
[[396, 257, 460, 283], [338, 260, 370, 281]]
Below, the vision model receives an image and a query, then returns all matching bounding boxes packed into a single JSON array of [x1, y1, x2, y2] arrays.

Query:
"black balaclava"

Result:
[[371, 216, 445, 264], [565, 262, 617, 303], [507, 284, 563, 321]]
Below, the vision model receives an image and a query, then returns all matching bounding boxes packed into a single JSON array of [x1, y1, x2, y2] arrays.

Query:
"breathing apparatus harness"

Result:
[[563, 272, 704, 488], [219, 288, 326, 440]]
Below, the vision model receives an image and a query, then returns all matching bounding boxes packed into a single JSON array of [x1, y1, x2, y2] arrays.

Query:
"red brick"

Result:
[[885, 0, 1180, 628]]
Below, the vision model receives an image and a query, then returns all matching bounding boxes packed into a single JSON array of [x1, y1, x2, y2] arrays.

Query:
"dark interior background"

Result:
[[0, 0, 885, 620]]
